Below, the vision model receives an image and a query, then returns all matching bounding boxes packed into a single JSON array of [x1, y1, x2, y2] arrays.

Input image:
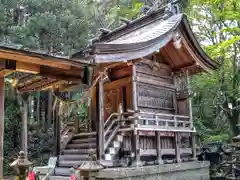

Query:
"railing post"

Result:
[[186, 70, 196, 160], [156, 131, 163, 164], [132, 64, 141, 166], [191, 131, 197, 160], [135, 129, 141, 166], [174, 116, 177, 127], [174, 132, 181, 163]]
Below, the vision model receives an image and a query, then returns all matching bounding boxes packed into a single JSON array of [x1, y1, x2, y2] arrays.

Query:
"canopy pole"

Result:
[[0, 76, 4, 178], [22, 98, 28, 155], [98, 75, 105, 158]]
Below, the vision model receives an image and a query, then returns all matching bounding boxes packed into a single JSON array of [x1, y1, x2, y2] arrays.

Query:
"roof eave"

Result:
[[180, 15, 219, 70]]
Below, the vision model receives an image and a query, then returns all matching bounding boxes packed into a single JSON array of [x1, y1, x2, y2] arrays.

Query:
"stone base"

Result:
[[96, 161, 210, 180]]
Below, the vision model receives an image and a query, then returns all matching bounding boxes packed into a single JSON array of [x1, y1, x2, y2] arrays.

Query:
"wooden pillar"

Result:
[[87, 97, 92, 132], [135, 129, 141, 166], [174, 132, 181, 163], [186, 70, 196, 160], [96, 85, 100, 159], [74, 116, 79, 133], [98, 77, 104, 158], [191, 132, 197, 160], [132, 64, 137, 111], [132, 64, 140, 165], [156, 131, 163, 164], [0, 76, 4, 178], [22, 97, 28, 155], [53, 104, 61, 156], [36, 91, 40, 125], [47, 90, 53, 127]]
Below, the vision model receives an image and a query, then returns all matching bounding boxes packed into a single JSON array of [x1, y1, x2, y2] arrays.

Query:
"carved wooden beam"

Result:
[[16, 62, 40, 74], [0, 51, 72, 70], [140, 57, 171, 71]]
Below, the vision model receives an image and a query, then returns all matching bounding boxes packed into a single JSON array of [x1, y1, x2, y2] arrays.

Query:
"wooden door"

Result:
[[104, 88, 123, 121]]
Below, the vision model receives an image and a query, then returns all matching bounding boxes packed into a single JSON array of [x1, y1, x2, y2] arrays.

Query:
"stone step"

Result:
[[112, 141, 120, 148], [116, 135, 123, 142], [100, 159, 115, 168], [59, 154, 88, 161], [73, 132, 96, 139], [49, 176, 70, 180], [55, 167, 71, 176], [63, 149, 90, 155], [71, 137, 96, 144], [106, 147, 117, 155], [66, 143, 96, 149], [58, 160, 83, 167], [104, 153, 114, 161]]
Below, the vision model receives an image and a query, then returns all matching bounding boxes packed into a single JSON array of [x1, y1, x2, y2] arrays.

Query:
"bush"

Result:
[[203, 134, 230, 144], [4, 95, 22, 175]]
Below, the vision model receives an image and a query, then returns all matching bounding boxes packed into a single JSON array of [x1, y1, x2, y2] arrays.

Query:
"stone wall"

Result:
[[96, 161, 210, 180]]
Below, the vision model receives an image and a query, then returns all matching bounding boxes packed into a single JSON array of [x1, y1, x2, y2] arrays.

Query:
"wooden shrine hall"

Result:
[[71, 9, 218, 167], [0, 5, 218, 179]]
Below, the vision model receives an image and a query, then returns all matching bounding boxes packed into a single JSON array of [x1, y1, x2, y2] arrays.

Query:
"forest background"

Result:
[[0, 0, 239, 175]]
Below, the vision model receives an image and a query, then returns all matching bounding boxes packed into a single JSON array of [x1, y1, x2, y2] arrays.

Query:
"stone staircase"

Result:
[[50, 131, 97, 179], [104, 133, 123, 163], [47, 114, 132, 179], [49, 131, 126, 179]]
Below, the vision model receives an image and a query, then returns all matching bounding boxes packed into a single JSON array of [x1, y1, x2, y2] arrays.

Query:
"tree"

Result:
[[186, 0, 240, 138]]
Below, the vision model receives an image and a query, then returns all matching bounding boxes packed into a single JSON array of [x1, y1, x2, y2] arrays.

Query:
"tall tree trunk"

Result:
[[36, 91, 40, 132], [47, 91, 53, 128], [0, 77, 4, 178]]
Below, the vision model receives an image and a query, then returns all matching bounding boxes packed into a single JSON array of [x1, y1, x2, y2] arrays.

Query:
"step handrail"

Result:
[[104, 124, 120, 150], [104, 114, 122, 151], [103, 111, 138, 152], [104, 113, 120, 129]]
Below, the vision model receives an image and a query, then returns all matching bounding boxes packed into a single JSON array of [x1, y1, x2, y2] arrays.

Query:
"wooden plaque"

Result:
[[137, 84, 174, 109], [159, 132, 174, 137]]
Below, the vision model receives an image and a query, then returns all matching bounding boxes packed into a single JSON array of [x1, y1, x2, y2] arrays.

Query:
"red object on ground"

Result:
[[70, 174, 76, 180], [28, 171, 36, 180]]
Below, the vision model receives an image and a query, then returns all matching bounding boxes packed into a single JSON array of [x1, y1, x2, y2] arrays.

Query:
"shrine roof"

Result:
[[72, 9, 218, 74]]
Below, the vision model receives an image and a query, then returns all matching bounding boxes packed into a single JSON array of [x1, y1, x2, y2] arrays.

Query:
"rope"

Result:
[[52, 70, 108, 105], [52, 70, 109, 132]]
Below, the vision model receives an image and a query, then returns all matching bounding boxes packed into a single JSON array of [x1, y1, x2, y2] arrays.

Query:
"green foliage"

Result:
[[186, 0, 240, 138], [0, 0, 146, 54], [204, 134, 230, 143], [4, 84, 22, 175]]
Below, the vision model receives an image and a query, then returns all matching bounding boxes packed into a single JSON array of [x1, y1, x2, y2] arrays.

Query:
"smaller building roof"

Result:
[[0, 46, 91, 92]]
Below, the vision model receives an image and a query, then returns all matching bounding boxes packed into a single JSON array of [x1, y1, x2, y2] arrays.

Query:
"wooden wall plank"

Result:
[[136, 76, 175, 89], [16, 62, 40, 74]]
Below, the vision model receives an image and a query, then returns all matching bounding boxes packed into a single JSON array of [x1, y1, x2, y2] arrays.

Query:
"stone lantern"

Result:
[[80, 149, 104, 180], [10, 151, 33, 180]]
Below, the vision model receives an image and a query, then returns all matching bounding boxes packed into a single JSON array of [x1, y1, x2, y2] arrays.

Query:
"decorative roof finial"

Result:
[[99, 28, 111, 34], [165, 0, 180, 15]]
